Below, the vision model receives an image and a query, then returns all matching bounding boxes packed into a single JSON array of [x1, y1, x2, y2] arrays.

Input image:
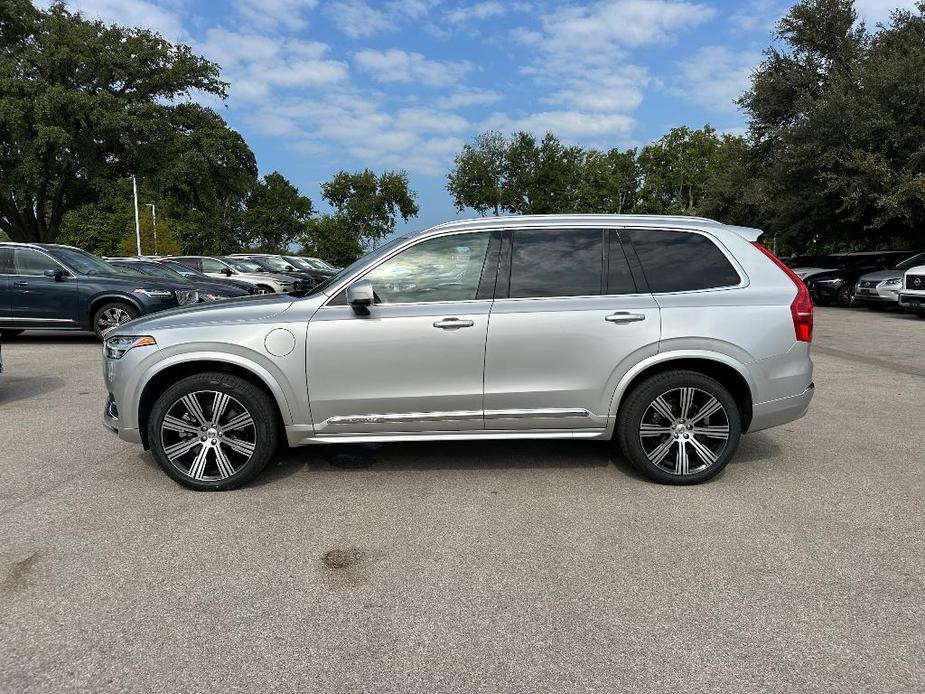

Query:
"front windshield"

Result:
[[224, 258, 263, 273], [257, 256, 293, 272], [284, 256, 316, 271], [895, 253, 925, 270], [128, 262, 184, 280], [48, 247, 118, 276], [306, 235, 408, 296]]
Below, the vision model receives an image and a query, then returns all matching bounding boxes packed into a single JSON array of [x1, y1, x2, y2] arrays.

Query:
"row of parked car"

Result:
[[784, 250, 925, 317], [0, 242, 341, 339]]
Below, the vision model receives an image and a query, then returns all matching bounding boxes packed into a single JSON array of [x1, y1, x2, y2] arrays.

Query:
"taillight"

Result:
[[752, 242, 814, 343]]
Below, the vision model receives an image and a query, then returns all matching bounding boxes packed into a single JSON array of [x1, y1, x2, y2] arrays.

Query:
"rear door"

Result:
[[0, 248, 12, 322], [483, 227, 660, 431]]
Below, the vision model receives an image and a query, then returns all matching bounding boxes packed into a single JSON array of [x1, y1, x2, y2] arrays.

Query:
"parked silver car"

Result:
[[854, 252, 925, 308], [102, 215, 815, 490], [171, 256, 297, 294]]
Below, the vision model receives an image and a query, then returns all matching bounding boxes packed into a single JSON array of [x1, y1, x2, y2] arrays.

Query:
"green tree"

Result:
[[502, 132, 584, 214], [242, 172, 313, 252], [321, 169, 419, 247], [577, 148, 640, 214], [447, 131, 508, 216], [0, 1, 252, 245], [300, 215, 363, 267]]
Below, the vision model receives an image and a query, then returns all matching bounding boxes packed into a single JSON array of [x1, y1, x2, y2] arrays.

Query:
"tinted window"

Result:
[[0, 248, 11, 274], [509, 229, 602, 298], [627, 230, 740, 293], [607, 233, 637, 295], [13, 249, 63, 275], [201, 258, 228, 273], [364, 232, 490, 304]]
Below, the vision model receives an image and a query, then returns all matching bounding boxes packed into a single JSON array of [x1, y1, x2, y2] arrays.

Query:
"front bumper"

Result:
[[854, 283, 901, 303], [749, 383, 815, 433], [103, 393, 142, 443], [899, 292, 925, 312]]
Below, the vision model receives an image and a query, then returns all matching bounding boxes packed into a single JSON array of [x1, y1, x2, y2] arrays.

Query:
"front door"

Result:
[[306, 231, 495, 435], [10, 248, 78, 325], [483, 228, 660, 431]]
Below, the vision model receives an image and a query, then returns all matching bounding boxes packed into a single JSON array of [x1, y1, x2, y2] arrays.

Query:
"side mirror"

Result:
[[223, 268, 233, 276], [346, 279, 374, 316], [44, 268, 64, 281], [285, 265, 295, 271]]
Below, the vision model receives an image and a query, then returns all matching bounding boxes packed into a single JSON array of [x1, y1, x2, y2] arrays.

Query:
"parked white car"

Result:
[[898, 265, 925, 317]]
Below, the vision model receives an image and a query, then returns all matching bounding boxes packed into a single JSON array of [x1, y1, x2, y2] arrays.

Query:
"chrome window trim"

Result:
[[619, 225, 750, 295]]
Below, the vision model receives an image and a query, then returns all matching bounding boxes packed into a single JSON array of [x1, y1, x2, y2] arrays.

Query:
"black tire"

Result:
[[147, 372, 279, 491], [836, 284, 853, 307], [92, 301, 139, 339], [0, 329, 24, 338], [616, 370, 742, 485]]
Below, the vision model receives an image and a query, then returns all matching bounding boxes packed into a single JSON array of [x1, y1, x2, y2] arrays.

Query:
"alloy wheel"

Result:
[[638, 387, 730, 476], [160, 390, 257, 482], [97, 306, 133, 332]]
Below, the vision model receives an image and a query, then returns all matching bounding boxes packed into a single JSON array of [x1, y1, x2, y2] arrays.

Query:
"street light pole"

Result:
[[132, 176, 142, 256], [146, 203, 157, 255]]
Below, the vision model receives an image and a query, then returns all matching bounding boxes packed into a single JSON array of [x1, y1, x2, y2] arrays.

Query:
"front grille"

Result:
[[175, 289, 198, 305], [859, 280, 878, 288], [906, 275, 925, 290]]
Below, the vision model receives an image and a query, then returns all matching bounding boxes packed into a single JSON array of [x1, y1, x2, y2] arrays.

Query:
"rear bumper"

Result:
[[749, 383, 815, 433]]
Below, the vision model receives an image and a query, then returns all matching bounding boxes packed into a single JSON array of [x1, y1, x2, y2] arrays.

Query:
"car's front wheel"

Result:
[[616, 371, 742, 484], [93, 301, 138, 339], [148, 372, 280, 491]]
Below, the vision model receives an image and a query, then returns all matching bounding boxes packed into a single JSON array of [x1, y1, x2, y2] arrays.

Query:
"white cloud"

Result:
[[481, 110, 635, 140], [199, 30, 348, 102], [435, 88, 503, 109], [729, 1, 787, 33], [854, 0, 919, 25], [325, 0, 394, 38], [36, 0, 185, 39], [674, 46, 759, 113], [387, 0, 442, 19], [354, 49, 471, 87], [232, 0, 318, 31], [444, 1, 506, 24]]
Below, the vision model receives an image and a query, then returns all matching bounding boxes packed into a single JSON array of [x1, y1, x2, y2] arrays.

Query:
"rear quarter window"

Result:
[[626, 229, 741, 293]]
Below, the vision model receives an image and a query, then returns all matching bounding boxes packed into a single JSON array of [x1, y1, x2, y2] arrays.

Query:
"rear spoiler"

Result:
[[724, 225, 763, 243]]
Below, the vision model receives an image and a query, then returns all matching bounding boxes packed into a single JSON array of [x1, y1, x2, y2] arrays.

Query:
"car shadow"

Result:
[[0, 376, 66, 405], [727, 431, 782, 465]]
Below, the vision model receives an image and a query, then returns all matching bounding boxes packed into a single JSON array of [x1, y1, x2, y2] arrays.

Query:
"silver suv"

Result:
[[102, 215, 815, 490]]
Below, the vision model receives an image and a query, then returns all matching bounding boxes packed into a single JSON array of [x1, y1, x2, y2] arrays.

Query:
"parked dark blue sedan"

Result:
[[0, 243, 200, 339]]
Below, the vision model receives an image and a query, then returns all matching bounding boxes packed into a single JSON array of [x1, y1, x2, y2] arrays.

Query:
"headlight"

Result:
[[104, 335, 156, 359], [883, 278, 901, 287], [133, 288, 173, 298], [816, 278, 844, 285]]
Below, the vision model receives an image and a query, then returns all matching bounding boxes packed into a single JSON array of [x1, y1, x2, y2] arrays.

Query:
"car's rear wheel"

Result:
[[148, 372, 279, 491], [93, 301, 138, 339], [616, 371, 741, 485]]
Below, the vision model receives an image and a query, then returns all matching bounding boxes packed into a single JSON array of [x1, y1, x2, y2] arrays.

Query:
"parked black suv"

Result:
[[0, 243, 199, 338], [105, 258, 251, 301]]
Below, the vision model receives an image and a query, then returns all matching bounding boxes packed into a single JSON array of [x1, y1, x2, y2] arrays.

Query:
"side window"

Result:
[[13, 249, 62, 276], [174, 258, 200, 271], [509, 228, 602, 298], [200, 258, 226, 273], [626, 229, 740, 293], [607, 232, 637, 295], [0, 248, 12, 274], [364, 232, 491, 304]]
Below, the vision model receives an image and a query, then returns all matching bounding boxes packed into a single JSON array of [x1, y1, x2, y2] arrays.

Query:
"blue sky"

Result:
[[42, 0, 917, 231]]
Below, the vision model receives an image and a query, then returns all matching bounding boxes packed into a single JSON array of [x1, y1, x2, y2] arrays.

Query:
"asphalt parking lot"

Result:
[[1, 307, 923, 693]]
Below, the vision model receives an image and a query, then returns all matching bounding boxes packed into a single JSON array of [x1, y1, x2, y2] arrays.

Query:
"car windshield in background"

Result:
[[122, 262, 184, 280], [254, 256, 292, 272], [224, 258, 263, 273], [161, 260, 206, 278], [306, 235, 408, 296], [894, 252, 925, 270], [283, 256, 315, 271], [48, 247, 117, 275]]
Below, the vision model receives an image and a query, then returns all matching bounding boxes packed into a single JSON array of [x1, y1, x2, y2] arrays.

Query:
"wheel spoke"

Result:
[[188, 445, 210, 480], [162, 415, 200, 435], [690, 396, 723, 424], [675, 441, 689, 475], [678, 387, 695, 420], [212, 392, 230, 424], [646, 436, 675, 465], [650, 395, 675, 422], [222, 437, 255, 458], [692, 425, 729, 439], [640, 423, 673, 437], [164, 437, 202, 461], [214, 444, 236, 478], [687, 436, 718, 466], [181, 393, 208, 425], [223, 412, 254, 432]]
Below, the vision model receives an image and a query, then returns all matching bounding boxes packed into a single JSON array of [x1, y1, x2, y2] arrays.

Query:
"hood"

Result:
[[235, 272, 296, 284], [113, 292, 296, 333], [857, 269, 903, 283], [183, 279, 250, 296], [84, 273, 195, 291]]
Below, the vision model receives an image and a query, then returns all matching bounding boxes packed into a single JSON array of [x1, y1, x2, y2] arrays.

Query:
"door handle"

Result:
[[14, 281, 29, 287], [433, 318, 474, 329], [605, 312, 646, 324]]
